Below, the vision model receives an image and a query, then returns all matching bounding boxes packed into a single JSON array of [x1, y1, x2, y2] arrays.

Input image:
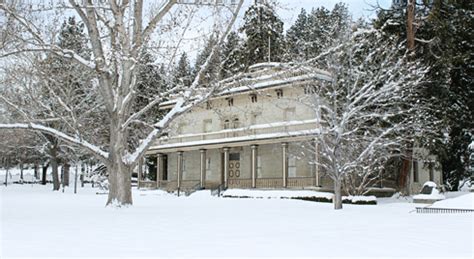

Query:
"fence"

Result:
[[415, 207, 474, 214]]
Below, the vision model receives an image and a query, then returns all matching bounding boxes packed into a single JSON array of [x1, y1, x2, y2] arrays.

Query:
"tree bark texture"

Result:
[[334, 179, 343, 210], [106, 122, 133, 206], [63, 162, 70, 187], [407, 0, 415, 50], [50, 147, 60, 190], [42, 164, 48, 185]]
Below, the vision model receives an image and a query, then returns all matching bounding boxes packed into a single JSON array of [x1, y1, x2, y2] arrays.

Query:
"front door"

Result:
[[229, 153, 241, 179]]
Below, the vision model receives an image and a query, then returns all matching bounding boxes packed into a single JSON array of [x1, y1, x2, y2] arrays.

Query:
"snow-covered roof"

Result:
[[160, 62, 331, 108]]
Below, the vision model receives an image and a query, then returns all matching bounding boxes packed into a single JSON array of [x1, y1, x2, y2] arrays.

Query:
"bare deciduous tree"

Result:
[[0, 0, 244, 206], [301, 28, 435, 209]]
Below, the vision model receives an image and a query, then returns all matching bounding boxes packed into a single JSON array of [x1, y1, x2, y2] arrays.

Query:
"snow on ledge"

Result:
[[413, 193, 446, 200], [342, 195, 377, 202], [222, 189, 334, 200]]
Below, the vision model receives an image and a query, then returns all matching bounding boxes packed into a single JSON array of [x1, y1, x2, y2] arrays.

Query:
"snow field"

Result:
[[1, 185, 472, 258]]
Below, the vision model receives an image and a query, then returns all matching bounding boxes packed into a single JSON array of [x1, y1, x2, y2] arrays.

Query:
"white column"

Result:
[[223, 147, 230, 189], [251, 145, 258, 188], [177, 151, 183, 189], [282, 143, 288, 188], [314, 140, 320, 187], [200, 149, 206, 189]]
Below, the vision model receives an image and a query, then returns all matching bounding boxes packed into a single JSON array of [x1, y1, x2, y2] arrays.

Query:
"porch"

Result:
[[140, 141, 325, 192]]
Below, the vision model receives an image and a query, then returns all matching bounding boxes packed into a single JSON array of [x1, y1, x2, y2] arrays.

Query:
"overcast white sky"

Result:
[[176, 0, 393, 62], [275, 0, 392, 28]]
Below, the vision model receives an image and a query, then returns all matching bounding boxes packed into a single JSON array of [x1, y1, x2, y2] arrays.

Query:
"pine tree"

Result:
[[173, 52, 192, 87], [240, 0, 284, 67], [306, 7, 331, 57], [220, 31, 244, 79], [193, 36, 221, 86], [37, 17, 94, 190], [135, 47, 165, 118], [285, 8, 309, 61], [285, 4, 350, 61], [373, 0, 474, 190]]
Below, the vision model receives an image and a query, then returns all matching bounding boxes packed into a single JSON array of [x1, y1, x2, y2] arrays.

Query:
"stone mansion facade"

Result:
[[141, 63, 442, 195]]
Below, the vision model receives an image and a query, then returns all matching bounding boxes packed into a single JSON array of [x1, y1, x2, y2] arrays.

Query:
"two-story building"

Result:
[[142, 62, 442, 195]]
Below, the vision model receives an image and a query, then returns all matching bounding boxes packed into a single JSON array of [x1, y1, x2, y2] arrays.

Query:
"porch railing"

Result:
[[287, 177, 314, 188], [228, 178, 252, 188], [158, 177, 316, 191]]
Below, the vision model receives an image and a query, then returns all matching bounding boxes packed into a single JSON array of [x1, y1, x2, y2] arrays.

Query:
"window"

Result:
[[257, 155, 262, 176], [288, 156, 296, 177], [206, 157, 211, 175], [250, 94, 257, 103], [203, 119, 212, 133], [181, 155, 187, 179], [304, 85, 317, 94], [276, 89, 283, 98], [206, 101, 212, 110], [413, 160, 419, 183], [227, 98, 234, 106], [223, 119, 230, 129], [232, 118, 240, 129]]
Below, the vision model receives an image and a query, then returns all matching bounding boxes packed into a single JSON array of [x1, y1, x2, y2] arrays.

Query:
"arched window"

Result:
[[232, 118, 239, 129], [224, 119, 230, 129]]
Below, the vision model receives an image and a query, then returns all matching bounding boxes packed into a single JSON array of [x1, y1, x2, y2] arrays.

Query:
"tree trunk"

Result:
[[106, 123, 133, 207], [19, 163, 24, 183], [4, 167, 8, 186], [407, 0, 415, 51], [63, 162, 70, 187], [50, 151, 60, 191], [34, 163, 39, 180], [42, 163, 48, 185], [334, 179, 343, 210], [74, 164, 78, 194], [80, 163, 85, 188]]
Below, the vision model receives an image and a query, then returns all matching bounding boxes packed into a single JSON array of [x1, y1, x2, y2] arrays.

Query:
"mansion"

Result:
[[141, 63, 442, 196]]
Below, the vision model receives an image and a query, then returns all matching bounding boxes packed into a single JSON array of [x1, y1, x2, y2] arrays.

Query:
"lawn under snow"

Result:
[[1, 185, 473, 258]]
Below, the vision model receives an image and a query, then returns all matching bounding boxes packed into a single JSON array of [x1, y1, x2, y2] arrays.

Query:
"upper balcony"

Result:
[[150, 119, 320, 152]]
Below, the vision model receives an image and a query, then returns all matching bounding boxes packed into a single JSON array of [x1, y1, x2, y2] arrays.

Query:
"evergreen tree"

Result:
[[193, 36, 221, 86], [173, 52, 192, 87], [285, 8, 309, 61], [285, 4, 350, 61], [306, 7, 331, 57], [240, 0, 284, 67], [37, 17, 94, 190], [135, 47, 165, 118], [373, 0, 474, 190], [220, 31, 244, 79]]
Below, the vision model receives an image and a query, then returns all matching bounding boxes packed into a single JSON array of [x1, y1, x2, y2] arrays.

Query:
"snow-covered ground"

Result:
[[1, 185, 473, 258]]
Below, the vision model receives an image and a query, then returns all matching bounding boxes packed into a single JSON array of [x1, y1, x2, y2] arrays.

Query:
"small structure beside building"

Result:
[[413, 181, 445, 204]]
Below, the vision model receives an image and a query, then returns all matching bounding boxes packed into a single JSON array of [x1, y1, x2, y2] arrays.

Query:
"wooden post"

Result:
[[251, 145, 258, 188], [282, 143, 288, 188], [200, 149, 206, 189]]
